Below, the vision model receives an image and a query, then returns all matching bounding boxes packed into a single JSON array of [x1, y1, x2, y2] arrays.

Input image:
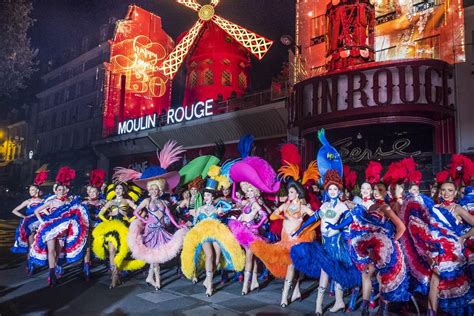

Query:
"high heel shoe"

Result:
[[205, 271, 213, 297], [48, 268, 58, 287]]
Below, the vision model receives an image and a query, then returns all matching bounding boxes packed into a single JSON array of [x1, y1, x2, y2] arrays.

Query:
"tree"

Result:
[[0, 1, 37, 98]]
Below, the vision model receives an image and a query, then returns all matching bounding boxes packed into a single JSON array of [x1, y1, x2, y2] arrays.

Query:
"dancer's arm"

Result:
[[455, 205, 474, 226], [383, 205, 406, 240], [251, 204, 268, 229], [133, 199, 149, 224], [216, 200, 232, 214], [291, 212, 320, 237], [98, 201, 112, 222], [231, 182, 242, 204], [34, 202, 50, 224], [11, 200, 29, 219], [164, 203, 184, 229], [325, 210, 353, 230]]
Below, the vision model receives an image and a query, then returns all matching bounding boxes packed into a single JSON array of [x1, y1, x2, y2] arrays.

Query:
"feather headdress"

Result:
[[56, 166, 76, 186], [34, 171, 48, 186], [343, 165, 357, 192], [365, 161, 383, 184], [89, 169, 106, 188]]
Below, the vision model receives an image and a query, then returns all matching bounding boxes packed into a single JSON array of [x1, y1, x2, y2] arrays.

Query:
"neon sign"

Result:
[[103, 5, 174, 137], [167, 99, 214, 124], [118, 114, 157, 135]]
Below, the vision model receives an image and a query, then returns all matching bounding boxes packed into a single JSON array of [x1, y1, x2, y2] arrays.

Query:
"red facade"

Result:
[[182, 22, 251, 106], [102, 5, 174, 136]]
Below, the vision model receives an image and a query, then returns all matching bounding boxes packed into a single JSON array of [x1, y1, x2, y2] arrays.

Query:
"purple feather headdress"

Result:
[[230, 156, 280, 193]]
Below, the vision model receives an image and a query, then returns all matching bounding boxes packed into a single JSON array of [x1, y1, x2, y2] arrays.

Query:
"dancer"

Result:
[[92, 182, 144, 288], [29, 167, 89, 286], [228, 156, 279, 295], [11, 171, 47, 263], [81, 169, 106, 281], [251, 180, 316, 307], [349, 180, 409, 315], [180, 177, 245, 297], [291, 170, 361, 315], [114, 140, 188, 290]]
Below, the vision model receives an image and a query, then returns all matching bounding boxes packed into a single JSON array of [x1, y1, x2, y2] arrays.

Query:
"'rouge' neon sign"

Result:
[[167, 99, 214, 124]]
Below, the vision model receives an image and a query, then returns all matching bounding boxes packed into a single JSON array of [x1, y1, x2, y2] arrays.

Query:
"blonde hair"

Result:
[[240, 181, 261, 197], [147, 178, 166, 191]]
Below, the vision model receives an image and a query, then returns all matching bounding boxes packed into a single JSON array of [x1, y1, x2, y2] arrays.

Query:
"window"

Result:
[[222, 71, 232, 86], [64, 88, 70, 102], [310, 15, 325, 45], [203, 69, 214, 86], [238, 72, 247, 90], [415, 35, 440, 59], [61, 111, 67, 126], [189, 71, 198, 88]]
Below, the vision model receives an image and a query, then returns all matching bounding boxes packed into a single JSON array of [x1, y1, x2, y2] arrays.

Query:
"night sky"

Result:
[[30, 0, 295, 91]]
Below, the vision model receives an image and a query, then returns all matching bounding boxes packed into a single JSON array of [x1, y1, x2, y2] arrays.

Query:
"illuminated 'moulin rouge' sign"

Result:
[[103, 5, 174, 136]]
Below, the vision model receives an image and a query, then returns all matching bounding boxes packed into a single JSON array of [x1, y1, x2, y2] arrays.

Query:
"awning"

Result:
[[148, 101, 287, 149]]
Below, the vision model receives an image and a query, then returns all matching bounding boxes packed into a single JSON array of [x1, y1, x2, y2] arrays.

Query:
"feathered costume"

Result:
[[459, 186, 474, 283], [114, 140, 189, 265], [11, 171, 48, 253], [291, 170, 361, 289], [250, 143, 319, 279], [91, 182, 145, 271], [29, 167, 90, 267], [228, 154, 279, 248], [180, 173, 245, 280]]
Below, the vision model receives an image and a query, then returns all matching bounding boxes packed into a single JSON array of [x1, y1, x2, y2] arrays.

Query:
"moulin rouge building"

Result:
[[289, 0, 467, 181]]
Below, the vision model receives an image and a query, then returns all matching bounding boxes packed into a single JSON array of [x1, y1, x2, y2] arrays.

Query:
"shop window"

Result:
[[222, 71, 232, 86], [238, 72, 247, 90], [189, 70, 198, 88], [203, 69, 214, 85]]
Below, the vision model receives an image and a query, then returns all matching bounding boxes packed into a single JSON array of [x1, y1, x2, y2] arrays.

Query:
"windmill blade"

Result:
[[159, 19, 205, 79], [177, 0, 201, 12], [210, 0, 220, 6], [212, 15, 273, 60]]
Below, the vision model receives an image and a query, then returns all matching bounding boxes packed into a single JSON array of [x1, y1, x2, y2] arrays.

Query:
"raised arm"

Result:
[[231, 182, 242, 204], [11, 200, 29, 219], [383, 205, 406, 240]]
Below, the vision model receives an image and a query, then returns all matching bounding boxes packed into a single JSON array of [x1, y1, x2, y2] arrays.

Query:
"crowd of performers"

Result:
[[9, 131, 474, 316]]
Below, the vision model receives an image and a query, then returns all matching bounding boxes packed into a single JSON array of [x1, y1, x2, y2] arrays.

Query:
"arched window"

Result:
[[238, 72, 247, 90], [203, 69, 214, 85], [189, 70, 198, 88], [222, 71, 232, 86]]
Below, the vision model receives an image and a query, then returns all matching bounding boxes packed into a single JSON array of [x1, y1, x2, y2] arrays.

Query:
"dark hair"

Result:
[[202, 188, 217, 198], [287, 181, 306, 199], [374, 182, 387, 192]]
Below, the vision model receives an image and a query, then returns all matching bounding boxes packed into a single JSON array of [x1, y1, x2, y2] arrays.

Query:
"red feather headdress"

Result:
[[343, 165, 357, 192], [449, 154, 474, 186], [401, 157, 422, 185], [365, 161, 383, 185], [56, 166, 76, 186], [435, 170, 450, 185], [89, 169, 106, 188], [34, 171, 48, 186]]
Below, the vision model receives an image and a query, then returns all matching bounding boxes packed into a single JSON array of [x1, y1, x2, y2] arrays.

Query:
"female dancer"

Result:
[[349, 182, 408, 315], [251, 181, 316, 307], [93, 182, 143, 288], [113, 140, 188, 290], [30, 167, 89, 286], [81, 169, 106, 281], [228, 181, 268, 295], [180, 178, 244, 297], [291, 170, 361, 315], [11, 171, 47, 267]]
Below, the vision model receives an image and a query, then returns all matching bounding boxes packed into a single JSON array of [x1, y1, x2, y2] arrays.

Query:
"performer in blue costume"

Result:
[[291, 170, 361, 315], [81, 169, 107, 281], [11, 171, 48, 275], [29, 167, 89, 287]]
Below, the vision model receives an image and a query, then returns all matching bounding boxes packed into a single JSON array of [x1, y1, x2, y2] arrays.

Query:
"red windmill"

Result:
[[159, 0, 273, 104]]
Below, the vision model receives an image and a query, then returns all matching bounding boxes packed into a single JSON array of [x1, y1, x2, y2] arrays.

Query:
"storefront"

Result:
[[93, 90, 288, 174], [289, 59, 456, 186]]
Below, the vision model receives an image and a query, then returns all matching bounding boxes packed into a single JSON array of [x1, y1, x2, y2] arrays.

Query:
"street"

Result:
[[0, 217, 365, 316]]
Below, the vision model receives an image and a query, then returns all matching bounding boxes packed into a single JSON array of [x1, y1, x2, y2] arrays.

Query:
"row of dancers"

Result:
[[10, 131, 474, 315]]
